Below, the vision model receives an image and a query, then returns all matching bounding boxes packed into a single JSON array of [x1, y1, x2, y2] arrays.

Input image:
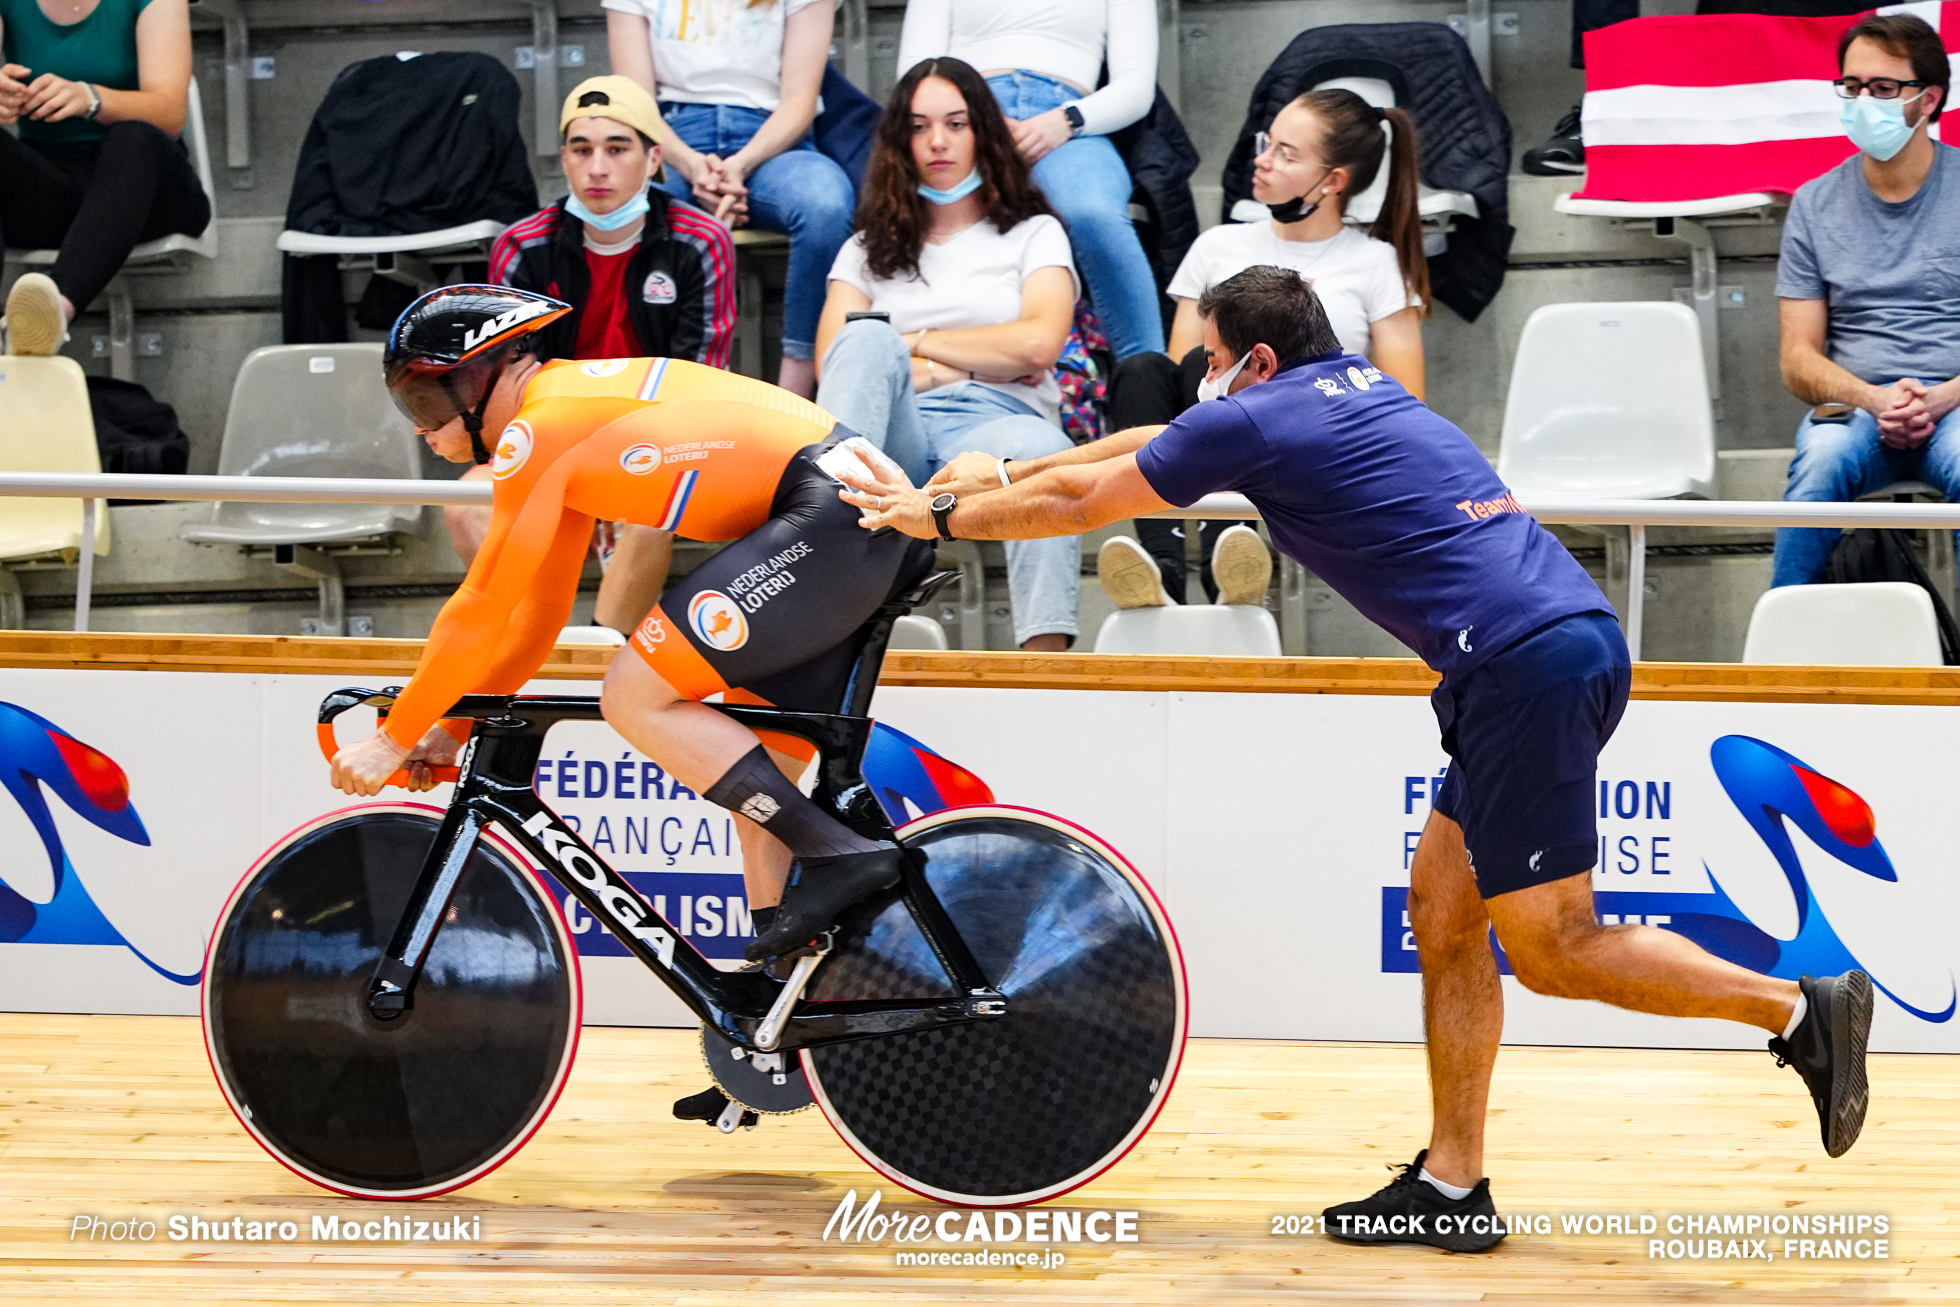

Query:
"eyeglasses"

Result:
[[1253, 131, 1309, 166], [1831, 76, 1928, 100]]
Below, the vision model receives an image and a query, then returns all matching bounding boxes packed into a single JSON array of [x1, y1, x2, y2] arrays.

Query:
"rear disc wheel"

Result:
[[202, 804, 581, 1198], [804, 807, 1186, 1206]]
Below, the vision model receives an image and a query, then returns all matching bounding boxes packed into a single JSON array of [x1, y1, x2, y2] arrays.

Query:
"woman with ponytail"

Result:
[[1096, 88, 1430, 610]]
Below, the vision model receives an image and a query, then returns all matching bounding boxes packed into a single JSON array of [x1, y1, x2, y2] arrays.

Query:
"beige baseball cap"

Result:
[[560, 75, 667, 181]]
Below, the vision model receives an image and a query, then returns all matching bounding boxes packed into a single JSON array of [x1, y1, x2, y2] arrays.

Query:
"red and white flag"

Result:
[[1574, 1, 1960, 202]]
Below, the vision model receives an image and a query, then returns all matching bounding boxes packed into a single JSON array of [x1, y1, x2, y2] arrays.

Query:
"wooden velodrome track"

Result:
[[3, 634, 1959, 1305]]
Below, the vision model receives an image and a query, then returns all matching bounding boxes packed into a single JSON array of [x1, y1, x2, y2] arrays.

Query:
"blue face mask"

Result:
[[917, 168, 983, 205], [567, 185, 651, 232], [1840, 90, 1925, 163]]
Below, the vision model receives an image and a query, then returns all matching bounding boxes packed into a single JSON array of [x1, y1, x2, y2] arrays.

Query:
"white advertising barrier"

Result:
[[1, 668, 1956, 1052]]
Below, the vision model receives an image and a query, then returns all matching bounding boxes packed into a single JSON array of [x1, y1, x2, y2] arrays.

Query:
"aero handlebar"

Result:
[[316, 687, 462, 788]]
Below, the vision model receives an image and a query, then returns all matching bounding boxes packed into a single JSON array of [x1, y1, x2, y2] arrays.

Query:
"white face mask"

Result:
[[1196, 351, 1252, 402]]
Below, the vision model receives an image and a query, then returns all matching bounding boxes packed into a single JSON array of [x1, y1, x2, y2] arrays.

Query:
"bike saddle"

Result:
[[886, 569, 961, 616]]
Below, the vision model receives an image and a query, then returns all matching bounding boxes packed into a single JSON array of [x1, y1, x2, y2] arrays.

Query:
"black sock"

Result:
[[705, 746, 889, 858], [750, 904, 778, 936]]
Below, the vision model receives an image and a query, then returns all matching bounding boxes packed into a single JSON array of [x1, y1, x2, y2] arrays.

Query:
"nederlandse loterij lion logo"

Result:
[[620, 444, 661, 475], [581, 359, 629, 377], [491, 421, 534, 480], [688, 591, 749, 652]]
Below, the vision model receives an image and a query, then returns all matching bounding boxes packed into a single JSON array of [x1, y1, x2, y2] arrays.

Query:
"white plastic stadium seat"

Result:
[[0, 355, 112, 563], [182, 344, 427, 546], [1742, 583, 1942, 666], [1496, 301, 1715, 501], [1093, 606, 1282, 656], [888, 614, 949, 650]]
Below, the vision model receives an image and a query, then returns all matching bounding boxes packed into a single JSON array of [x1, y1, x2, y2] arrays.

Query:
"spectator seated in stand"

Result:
[[899, 0, 1166, 365], [1772, 13, 1960, 587], [0, 0, 208, 355], [813, 56, 1079, 652], [449, 75, 736, 637], [606, 0, 853, 398], [1100, 88, 1429, 610]]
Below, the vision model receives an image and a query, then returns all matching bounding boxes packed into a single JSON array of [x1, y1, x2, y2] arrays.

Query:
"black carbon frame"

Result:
[[320, 571, 1004, 1052]]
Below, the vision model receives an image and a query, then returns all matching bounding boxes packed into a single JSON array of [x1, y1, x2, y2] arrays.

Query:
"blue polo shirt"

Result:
[[1134, 351, 1612, 685]]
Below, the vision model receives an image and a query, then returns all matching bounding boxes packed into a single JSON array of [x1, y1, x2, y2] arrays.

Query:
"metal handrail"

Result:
[[0, 473, 1949, 656]]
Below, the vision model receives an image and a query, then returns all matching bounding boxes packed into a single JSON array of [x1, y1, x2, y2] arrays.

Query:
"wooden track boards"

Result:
[[0, 1014, 1953, 1305]]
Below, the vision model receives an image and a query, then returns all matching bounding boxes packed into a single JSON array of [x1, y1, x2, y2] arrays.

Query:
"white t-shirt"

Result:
[[897, 0, 1157, 138], [602, 0, 818, 112], [829, 214, 1079, 423], [1166, 223, 1418, 359]]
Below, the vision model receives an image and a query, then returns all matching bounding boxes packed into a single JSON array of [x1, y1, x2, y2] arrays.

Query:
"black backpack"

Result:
[[86, 376, 189, 478], [1823, 528, 1960, 664]]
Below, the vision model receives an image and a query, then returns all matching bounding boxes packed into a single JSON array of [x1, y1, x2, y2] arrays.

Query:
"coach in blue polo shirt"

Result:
[[838, 264, 1874, 1250]]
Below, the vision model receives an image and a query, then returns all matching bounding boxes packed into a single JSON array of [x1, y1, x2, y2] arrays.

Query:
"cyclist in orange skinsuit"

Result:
[[329, 287, 933, 971]]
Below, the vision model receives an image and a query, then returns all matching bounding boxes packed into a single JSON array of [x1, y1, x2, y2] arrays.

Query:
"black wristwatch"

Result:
[[930, 491, 959, 541], [1062, 104, 1085, 137]]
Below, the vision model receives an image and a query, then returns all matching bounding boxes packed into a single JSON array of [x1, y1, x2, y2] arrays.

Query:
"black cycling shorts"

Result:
[[629, 432, 935, 751]]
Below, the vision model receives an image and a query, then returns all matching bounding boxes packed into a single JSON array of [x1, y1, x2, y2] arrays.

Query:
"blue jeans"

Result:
[[1771, 405, 1960, 586], [816, 319, 1079, 644], [656, 101, 855, 361], [986, 72, 1165, 360]]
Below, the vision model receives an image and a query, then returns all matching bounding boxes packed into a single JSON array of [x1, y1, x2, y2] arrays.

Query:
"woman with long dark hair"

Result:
[[812, 57, 1079, 652], [1098, 86, 1431, 611], [898, 0, 1164, 363], [0, 0, 209, 355]]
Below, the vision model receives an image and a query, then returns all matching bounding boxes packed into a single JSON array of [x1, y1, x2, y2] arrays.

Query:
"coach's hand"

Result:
[[331, 731, 415, 797], [838, 447, 936, 540], [927, 452, 1009, 501]]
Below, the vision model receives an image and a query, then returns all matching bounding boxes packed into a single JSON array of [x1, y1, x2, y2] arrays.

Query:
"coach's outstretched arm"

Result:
[[841, 439, 1175, 542]]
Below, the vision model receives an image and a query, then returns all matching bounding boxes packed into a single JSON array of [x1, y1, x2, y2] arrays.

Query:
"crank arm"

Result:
[[753, 946, 828, 1052]]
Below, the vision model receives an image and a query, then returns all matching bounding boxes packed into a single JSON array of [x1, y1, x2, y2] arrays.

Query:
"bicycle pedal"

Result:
[[714, 1098, 759, 1134]]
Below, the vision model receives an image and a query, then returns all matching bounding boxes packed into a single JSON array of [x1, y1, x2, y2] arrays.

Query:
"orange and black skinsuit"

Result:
[[383, 357, 934, 759]]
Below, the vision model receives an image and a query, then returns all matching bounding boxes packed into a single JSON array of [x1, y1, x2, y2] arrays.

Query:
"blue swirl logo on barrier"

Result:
[[0, 702, 197, 984], [1697, 734, 1953, 1021]]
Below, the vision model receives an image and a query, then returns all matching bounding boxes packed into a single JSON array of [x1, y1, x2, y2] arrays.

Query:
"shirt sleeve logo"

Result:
[[581, 359, 629, 378], [642, 271, 678, 305], [688, 590, 750, 652], [620, 443, 661, 475], [490, 421, 533, 480]]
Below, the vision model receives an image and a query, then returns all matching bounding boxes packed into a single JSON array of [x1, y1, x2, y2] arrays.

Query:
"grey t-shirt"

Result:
[[1777, 142, 1960, 386]]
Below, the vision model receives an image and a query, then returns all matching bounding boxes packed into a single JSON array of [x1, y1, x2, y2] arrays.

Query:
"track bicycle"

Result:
[[202, 571, 1187, 1207]]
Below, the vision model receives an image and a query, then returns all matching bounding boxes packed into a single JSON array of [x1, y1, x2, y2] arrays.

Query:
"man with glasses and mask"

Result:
[[840, 263, 1876, 1252], [1772, 12, 1960, 587]]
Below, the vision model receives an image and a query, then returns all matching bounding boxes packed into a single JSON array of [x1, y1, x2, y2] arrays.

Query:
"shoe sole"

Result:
[[1825, 969, 1873, 1157], [1211, 526, 1272, 607], [1324, 1225, 1505, 1254], [4, 274, 66, 357], [1098, 537, 1172, 609], [1523, 160, 1586, 175]]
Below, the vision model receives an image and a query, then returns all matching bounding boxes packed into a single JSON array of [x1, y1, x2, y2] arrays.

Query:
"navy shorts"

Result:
[[1430, 612, 1631, 898]]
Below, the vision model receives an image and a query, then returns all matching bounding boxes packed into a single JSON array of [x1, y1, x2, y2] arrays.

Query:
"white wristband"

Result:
[[997, 458, 1013, 487]]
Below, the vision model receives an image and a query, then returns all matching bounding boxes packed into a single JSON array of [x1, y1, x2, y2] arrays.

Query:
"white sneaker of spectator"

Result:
[[1211, 524, 1273, 608], [1097, 535, 1175, 609], [3, 274, 70, 357]]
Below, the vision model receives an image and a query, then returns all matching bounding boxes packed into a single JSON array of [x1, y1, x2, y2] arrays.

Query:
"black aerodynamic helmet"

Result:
[[384, 285, 572, 462]]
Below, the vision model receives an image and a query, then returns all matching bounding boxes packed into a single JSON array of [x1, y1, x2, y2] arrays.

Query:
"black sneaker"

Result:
[[1769, 971, 1873, 1158], [673, 1085, 756, 1131], [1323, 1150, 1506, 1252], [1522, 104, 1585, 175], [744, 846, 904, 962]]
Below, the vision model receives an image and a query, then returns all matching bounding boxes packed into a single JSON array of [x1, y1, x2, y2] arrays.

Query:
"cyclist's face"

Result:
[[420, 412, 476, 463], [910, 75, 976, 194]]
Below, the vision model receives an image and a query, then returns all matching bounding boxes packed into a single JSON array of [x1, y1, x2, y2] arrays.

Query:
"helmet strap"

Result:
[[439, 364, 503, 465]]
